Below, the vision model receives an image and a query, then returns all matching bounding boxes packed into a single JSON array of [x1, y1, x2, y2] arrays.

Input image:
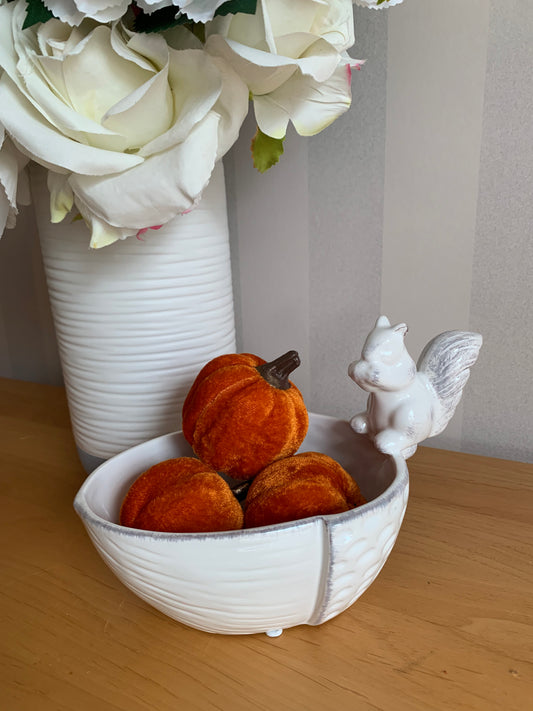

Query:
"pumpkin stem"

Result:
[[231, 479, 251, 501], [256, 350, 300, 391]]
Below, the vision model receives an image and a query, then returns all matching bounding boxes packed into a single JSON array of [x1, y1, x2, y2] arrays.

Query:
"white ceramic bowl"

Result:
[[74, 413, 409, 636]]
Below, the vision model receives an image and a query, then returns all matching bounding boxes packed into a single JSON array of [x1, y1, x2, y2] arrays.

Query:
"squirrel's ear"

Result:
[[393, 323, 408, 337], [376, 315, 391, 328]]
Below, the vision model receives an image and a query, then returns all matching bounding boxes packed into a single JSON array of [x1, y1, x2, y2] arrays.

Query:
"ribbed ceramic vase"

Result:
[[33, 162, 236, 473]]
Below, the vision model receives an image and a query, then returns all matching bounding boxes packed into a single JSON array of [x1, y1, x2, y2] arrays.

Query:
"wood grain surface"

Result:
[[1, 378, 532, 711]]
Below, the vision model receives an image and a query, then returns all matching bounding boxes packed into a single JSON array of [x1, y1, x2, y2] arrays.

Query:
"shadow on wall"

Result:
[[0, 202, 63, 385]]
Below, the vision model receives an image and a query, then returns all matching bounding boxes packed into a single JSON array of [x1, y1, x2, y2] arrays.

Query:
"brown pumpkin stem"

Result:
[[256, 350, 300, 391], [231, 479, 251, 501]]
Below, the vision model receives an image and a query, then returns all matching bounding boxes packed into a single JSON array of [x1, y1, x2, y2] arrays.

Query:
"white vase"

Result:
[[33, 162, 236, 473]]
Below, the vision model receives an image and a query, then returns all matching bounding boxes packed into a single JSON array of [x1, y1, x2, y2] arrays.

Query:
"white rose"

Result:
[[206, 0, 363, 139], [0, 1, 248, 247], [136, 0, 230, 23], [43, 0, 130, 25], [0, 125, 29, 234], [353, 0, 404, 9]]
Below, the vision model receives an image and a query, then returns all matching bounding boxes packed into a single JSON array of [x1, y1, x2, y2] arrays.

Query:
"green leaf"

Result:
[[251, 128, 285, 173], [214, 0, 257, 18], [22, 0, 54, 28], [133, 7, 190, 33]]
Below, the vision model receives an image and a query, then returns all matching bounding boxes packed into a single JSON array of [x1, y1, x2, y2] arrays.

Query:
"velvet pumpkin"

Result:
[[243, 451, 366, 528], [182, 351, 308, 480], [120, 457, 243, 533]]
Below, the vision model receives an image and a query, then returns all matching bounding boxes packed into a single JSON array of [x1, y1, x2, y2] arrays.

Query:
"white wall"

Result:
[[1, 0, 532, 462]]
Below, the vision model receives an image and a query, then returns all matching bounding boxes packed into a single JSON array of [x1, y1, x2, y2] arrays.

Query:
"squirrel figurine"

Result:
[[349, 316, 482, 459]]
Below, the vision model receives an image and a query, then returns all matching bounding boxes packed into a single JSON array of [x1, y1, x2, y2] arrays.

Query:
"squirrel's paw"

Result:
[[375, 429, 405, 456], [350, 413, 369, 434]]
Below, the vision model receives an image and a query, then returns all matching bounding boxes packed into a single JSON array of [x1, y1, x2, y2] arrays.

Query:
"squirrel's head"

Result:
[[348, 316, 415, 392]]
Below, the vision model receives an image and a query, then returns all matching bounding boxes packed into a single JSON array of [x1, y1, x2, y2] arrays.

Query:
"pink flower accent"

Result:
[[346, 62, 363, 84], [136, 224, 163, 239]]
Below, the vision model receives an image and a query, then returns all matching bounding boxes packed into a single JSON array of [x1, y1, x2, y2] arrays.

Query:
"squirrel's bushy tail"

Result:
[[418, 331, 483, 438]]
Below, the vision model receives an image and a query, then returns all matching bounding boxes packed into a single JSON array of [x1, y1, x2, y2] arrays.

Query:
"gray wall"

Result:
[[226, 0, 533, 463], [1, 0, 532, 462]]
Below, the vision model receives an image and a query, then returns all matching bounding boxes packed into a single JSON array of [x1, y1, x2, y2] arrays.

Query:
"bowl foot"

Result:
[[265, 628, 283, 638]]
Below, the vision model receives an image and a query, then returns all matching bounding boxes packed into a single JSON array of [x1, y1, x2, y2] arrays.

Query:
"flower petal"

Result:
[[174, 0, 228, 23], [208, 55, 249, 160], [39, 0, 85, 26], [283, 35, 340, 82], [79, 209, 135, 249], [207, 11, 265, 50], [310, 0, 355, 52], [135, 0, 232, 22], [112, 23, 169, 73], [102, 64, 174, 151], [29, 55, 123, 140], [47, 171, 74, 223], [262, 0, 324, 39], [206, 35, 297, 95], [3, 14, 150, 146], [139, 49, 221, 157], [62, 26, 154, 127], [134, 0, 177, 14], [254, 58, 352, 138], [0, 75, 144, 175], [1, 17, 123, 141], [69, 112, 221, 231], [353, 0, 404, 8], [0, 4, 20, 79], [44, 0, 130, 25], [0, 140, 19, 231], [0, 129, 28, 232], [0, 127, 19, 210]]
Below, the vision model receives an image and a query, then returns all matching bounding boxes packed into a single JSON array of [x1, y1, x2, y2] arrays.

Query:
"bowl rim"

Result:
[[73, 412, 409, 541]]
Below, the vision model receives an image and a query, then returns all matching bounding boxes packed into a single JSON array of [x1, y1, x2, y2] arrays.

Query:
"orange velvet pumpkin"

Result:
[[243, 451, 366, 528], [182, 351, 308, 480], [120, 457, 243, 533]]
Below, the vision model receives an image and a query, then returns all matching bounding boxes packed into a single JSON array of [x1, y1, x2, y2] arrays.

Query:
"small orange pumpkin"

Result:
[[182, 351, 308, 480], [120, 457, 243, 533], [243, 451, 366, 528]]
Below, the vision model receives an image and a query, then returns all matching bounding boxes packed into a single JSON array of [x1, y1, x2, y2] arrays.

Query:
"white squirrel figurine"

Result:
[[349, 316, 482, 459]]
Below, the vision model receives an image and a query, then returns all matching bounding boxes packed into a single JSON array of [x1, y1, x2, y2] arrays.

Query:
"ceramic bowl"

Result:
[[74, 413, 409, 636]]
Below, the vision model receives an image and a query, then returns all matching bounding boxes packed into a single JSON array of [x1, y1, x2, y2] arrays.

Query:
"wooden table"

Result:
[[1, 378, 532, 711]]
